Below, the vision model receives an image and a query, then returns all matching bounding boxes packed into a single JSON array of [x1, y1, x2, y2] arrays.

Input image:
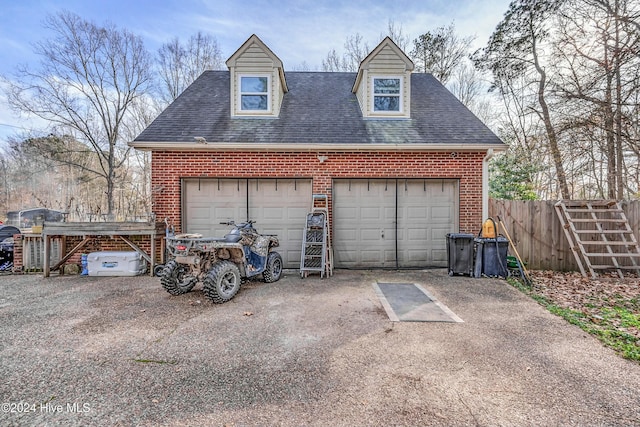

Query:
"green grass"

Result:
[[507, 277, 640, 363]]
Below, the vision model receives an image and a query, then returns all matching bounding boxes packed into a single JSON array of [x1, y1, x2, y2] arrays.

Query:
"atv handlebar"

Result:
[[219, 220, 256, 227]]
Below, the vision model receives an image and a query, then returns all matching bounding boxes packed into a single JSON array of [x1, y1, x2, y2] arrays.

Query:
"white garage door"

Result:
[[184, 178, 311, 268], [333, 179, 458, 268]]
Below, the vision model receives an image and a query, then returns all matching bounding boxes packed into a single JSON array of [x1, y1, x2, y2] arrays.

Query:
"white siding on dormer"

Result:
[[355, 69, 367, 115], [235, 43, 276, 70], [227, 35, 287, 118], [353, 38, 413, 119], [368, 45, 409, 73], [366, 48, 411, 118]]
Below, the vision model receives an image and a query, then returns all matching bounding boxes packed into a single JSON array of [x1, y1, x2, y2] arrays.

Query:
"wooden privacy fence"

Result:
[[489, 199, 640, 272]]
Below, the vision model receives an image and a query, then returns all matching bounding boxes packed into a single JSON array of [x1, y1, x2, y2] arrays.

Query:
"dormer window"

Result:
[[352, 38, 413, 119], [373, 77, 401, 112], [226, 35, 288, 118], [240, 75, 270, 112]]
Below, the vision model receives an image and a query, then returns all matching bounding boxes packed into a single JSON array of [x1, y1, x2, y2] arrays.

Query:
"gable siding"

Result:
[[231, 42, 286, 117], [234, 43, 275, 70], [367, 45, 409, 73], [357, 45, 412, 118], [272, 69, 284, 116], [355, 70, 367, 116]]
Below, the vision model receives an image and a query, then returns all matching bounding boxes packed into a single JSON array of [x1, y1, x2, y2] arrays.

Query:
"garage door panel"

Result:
[[407, 206, 428, 220], [405, 248, 428, 261], [249, 179, 311, 268], [359, 228, 387, 240], [432, 249, 447, 262], [335, 179, 458, 268], [185, 178, 310, 269], [287, 207, 308, 221], [406, 227, 428, 240], [432, 206, 453, 221], [335, 228, 357, 242], [262, 207, 285, 220], [185, 179, 248, 238], [189, 206, 210, 219], [360, 207, 385, 220], [333, 180, 396, 268]]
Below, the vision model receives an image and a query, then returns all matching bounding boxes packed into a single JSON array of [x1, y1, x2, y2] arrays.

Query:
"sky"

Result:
[[0, 0, 513, 146]]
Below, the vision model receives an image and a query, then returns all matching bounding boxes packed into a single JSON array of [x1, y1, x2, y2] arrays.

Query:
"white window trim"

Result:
[[238, 74, 272, 114], [370, 76, 403, 115]]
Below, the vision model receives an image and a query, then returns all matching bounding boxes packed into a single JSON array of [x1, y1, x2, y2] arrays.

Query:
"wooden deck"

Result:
[[42, 222, 165, 277]]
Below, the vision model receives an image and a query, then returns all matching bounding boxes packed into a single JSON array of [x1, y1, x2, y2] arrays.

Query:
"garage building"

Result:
[[131, 35, 505, 269]]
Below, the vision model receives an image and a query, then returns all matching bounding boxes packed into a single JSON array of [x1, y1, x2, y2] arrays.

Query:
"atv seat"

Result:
[[208, 234, 242, 243]]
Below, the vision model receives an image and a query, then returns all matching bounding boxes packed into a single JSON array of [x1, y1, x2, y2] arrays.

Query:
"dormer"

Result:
[[225, 35, 288, 118], [352, 37, 414, 119]]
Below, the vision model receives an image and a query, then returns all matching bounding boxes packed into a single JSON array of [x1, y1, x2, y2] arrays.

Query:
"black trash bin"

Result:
[[0, 225, 20, 271], [474, 237, 509, 278], [446, 233, 475, 276]]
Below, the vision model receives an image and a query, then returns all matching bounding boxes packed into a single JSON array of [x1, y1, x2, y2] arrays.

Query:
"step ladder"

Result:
[[300, 194, 333, 278], [555, 200, 640, 278]]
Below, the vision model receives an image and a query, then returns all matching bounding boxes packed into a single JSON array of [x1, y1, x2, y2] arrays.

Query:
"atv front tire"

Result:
[[262, 251, 283, 283], [203, 261, 241, 303], [161, 260, 197, 295]]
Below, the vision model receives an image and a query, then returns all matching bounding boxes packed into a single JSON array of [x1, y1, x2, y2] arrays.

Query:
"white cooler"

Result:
[[87, 251, 147, 276]]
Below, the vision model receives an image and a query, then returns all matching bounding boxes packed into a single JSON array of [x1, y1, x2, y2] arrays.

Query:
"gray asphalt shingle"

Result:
[[134, 70, 503, 146]]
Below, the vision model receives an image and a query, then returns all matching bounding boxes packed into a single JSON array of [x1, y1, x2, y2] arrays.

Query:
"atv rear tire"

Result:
[[203, 261, 241, 304], [262, 251, 283, 283], [161, 260, 197, 295]]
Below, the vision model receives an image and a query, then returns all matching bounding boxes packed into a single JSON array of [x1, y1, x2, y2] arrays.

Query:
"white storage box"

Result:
[[87, 251, 147, 276]]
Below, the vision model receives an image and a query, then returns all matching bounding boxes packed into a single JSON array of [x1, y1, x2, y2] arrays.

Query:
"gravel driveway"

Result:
[[1, 269, 639, 426]]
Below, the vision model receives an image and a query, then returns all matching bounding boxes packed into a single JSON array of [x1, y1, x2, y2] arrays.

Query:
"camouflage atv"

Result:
[[160, 221, 283, 303]]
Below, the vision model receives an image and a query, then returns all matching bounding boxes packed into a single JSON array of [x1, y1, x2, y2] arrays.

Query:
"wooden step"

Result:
[[569, 218, 627, 223], [574, 229, 634, 234], [555, 199, 640, 278], [580, 241, 639, 246], [585, 252, 640, 257], [565, 208, 623, 213], [590, 265, 640, 270]]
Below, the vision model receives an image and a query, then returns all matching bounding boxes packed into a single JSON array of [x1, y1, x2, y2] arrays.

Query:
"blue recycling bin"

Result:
[[474, 237, 509, 278]]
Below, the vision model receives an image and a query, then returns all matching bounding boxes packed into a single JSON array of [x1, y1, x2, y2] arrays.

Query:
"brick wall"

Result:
[[151, 150, 484, 234], [12, 234, 23, 271]]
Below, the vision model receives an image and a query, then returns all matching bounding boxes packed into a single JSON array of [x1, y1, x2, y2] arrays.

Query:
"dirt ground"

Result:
[[1, 269, 640, 426], [529, 270, 640, 343]]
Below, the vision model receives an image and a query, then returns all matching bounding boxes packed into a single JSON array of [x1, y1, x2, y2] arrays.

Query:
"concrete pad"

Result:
[[373, 282, 463, 322]]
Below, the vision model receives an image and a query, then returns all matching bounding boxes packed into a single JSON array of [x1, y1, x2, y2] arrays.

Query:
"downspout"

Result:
[[482, 148, 495, 221]]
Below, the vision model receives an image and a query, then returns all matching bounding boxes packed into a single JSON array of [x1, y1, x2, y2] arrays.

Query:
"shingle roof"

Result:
[[133, 70, 504, 147]]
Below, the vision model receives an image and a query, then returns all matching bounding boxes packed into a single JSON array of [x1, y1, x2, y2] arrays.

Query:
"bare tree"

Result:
[[322, 21, 408, 72], [381, 20, 411, 52], [554, 0, 640, 198], [343, 33, 370, 72], [157, 31, 223, 104], [475, 0, 571, 200], [321, 49, 346, 72], [3, 11, 153, 217], [411, 22, 475, 84]]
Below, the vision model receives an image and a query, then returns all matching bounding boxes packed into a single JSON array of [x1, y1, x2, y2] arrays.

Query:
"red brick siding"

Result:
[[152, 151, 484, 234], [12, 234, 23, 271]]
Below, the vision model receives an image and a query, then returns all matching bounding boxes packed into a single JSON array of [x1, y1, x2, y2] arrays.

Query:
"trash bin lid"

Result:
[[0, 225, 20, 241], [447, 233, 475, 239]]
